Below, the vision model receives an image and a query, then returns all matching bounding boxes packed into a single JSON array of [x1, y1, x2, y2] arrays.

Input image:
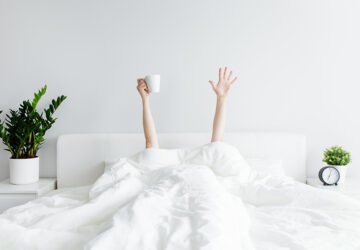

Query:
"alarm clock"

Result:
[[318, 166, 340, 186]]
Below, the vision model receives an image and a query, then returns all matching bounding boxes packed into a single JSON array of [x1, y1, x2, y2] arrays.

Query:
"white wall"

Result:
[[0, 0, 360, 180]]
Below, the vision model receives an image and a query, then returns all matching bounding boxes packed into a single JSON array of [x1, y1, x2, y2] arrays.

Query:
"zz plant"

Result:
[[323, 146, 351, 166], [0, 85, 66, 159]]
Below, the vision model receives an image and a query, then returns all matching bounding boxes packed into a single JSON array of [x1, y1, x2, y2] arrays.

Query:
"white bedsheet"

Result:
[[1, 142, 360, 250]]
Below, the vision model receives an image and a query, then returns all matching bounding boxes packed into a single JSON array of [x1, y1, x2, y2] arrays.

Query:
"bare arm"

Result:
[[209, 67, 238, 142], [137, 79, 159, 148]]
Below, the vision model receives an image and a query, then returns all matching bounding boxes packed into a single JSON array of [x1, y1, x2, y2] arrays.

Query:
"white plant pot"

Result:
[[9, 157, 39, 185], [333, 165, 347, 184]]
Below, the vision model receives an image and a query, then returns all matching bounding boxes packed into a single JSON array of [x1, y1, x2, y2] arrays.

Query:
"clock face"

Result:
[[319, 166, 340, 185]]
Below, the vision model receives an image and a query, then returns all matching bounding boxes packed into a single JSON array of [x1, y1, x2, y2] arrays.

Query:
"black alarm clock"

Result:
[[318, 166, 340, 186]]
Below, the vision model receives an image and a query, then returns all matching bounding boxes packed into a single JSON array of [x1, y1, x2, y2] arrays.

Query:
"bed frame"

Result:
[[57, 133, 306, 188]]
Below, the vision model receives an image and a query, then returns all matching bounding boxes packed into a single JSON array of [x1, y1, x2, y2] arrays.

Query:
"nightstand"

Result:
[[0, 178, 56, 213], [306, 177, 360, 200]]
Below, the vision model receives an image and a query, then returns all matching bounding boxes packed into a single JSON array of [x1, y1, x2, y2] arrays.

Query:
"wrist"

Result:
[[217, 96, 227, 103], [142, 96, 149, 103]]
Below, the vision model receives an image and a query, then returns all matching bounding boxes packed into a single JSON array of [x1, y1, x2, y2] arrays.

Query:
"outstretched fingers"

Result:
[[223, 67, 228, 79], [219, 66, 234, 81], [230, 76, 238, 84], [209, 80, 216, 89], [227, 71, 233, 80]]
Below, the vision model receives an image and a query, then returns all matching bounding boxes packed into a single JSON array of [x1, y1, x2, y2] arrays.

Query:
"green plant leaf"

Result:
[[0, 86, 66, 158], [322, 145, 351, 166], [32, 85, 47, 110]]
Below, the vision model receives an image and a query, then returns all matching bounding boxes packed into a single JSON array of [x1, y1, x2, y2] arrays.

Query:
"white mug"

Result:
[[145, 75, 160, 93]]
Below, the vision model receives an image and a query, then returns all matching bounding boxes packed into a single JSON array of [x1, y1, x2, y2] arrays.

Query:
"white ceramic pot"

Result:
[[333, 165, 347, 184], [9, 157, 39, 185]]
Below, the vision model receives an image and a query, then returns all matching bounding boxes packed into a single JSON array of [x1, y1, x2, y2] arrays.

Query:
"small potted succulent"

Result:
[[0, 85, 66, 184], [322, 146, 351, 184]]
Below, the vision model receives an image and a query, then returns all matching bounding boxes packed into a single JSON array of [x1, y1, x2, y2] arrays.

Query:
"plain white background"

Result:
[[0, 0, 359, 180]]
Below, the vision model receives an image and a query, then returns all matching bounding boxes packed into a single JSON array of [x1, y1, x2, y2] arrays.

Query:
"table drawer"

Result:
[[0, 193, 36, 212]]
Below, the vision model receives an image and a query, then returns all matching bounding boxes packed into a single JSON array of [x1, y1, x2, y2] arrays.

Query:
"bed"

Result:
[[1, 132, 360, 250]]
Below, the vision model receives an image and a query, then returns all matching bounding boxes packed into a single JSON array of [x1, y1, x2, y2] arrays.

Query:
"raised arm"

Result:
[[208, 67, 238, 142], [137, 78, 159, 148]]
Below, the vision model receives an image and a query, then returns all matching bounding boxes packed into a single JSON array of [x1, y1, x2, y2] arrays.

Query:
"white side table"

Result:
[[0, 178, 56, 212], [306, 177, 360, 200]]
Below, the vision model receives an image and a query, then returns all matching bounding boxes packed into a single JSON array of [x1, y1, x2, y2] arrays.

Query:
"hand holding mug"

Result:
[[137, 78, 149, 100]]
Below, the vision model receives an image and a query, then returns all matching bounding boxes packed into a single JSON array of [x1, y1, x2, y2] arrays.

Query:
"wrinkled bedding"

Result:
[[1, 142, 360, 250]]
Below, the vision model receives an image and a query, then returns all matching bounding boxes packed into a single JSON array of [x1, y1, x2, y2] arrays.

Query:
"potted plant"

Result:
[[322, 146, 351, 184], [0, 85, 66, 184]]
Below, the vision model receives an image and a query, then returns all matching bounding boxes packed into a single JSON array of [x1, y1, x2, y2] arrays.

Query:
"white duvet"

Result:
[[1, 142, 360, 250]]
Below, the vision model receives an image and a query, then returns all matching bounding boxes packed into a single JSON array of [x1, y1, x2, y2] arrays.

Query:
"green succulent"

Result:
[[0, 85, 66, 159], [322, 146, 351, 166]]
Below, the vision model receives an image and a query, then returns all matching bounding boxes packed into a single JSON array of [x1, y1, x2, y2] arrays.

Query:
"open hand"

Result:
[[209, 67, 237, 98], [137, 78, 149, 100]]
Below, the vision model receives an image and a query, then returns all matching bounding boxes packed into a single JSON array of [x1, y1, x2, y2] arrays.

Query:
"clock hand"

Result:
[[327, 170, 331, 181]]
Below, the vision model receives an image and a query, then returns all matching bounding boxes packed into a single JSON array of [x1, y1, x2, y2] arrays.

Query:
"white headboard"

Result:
[[57, 132, 306, 188]]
